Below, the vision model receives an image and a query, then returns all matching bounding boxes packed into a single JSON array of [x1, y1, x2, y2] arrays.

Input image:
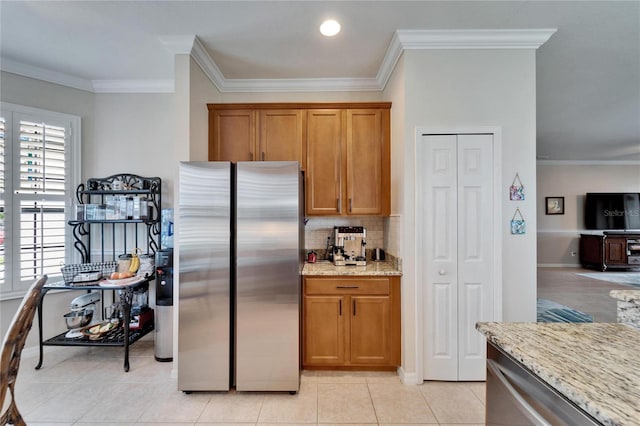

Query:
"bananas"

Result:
[[129, 248, 141, 273]]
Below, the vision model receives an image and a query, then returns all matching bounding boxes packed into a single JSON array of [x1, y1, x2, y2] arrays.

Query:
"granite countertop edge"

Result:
[[302, 261, 402, 276], [476, 322, 640, 426], [610, 289, 640, 303]]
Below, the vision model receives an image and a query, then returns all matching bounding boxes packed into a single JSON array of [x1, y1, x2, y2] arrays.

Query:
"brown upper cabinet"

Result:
[[208, 102, 391, 216], [209, 106, 305, 166]]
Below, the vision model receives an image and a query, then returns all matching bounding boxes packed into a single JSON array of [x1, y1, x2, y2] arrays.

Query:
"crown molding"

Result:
[[395, 29, 556, 50], [1, 57, 94, 92], [158, 35, 197, 55], [375, 29, 556, 89], [221, 77, 382, 93], [2, 29, 557, 93]]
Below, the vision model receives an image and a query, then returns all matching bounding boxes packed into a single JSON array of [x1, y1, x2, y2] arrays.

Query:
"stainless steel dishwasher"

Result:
[[486, 344, 602, 426]]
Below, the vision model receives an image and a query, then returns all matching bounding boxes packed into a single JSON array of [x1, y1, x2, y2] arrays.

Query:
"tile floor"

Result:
[[12, 341, 486, 425], [16, 266, 625, 425]]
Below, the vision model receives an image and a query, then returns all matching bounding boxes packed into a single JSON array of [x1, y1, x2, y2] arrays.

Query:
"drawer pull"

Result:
[[336, 286, 359, 289]]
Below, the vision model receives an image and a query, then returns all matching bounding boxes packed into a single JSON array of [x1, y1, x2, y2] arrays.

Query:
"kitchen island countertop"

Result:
[[476, 321, 640, 426], [302, 260, 401, 276], [610, 289, 640, 303]]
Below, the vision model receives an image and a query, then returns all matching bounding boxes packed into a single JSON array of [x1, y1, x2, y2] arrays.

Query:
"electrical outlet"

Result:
[[571, 251, 577, 257]]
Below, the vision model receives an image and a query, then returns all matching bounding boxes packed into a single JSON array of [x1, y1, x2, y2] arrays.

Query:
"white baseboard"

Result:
[[538, 263, 581, 268], [397, 366, 420, 385]]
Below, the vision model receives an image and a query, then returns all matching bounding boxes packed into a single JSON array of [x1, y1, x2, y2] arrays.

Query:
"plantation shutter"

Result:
[[16, 118, 68, 283], [0, 117, 5, 288], [19, 120, 66, 194], [0, 104, 79, 297]]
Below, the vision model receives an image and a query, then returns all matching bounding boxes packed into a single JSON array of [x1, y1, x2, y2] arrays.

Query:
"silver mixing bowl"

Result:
[[64, 309, 94, 329]]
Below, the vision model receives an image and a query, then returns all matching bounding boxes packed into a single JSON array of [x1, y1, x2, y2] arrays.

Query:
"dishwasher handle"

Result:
[[487, 359, 552, 426]]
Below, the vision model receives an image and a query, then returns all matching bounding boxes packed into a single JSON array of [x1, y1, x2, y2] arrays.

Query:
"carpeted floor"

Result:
[[577, 272, 640, 288], [537, 298, 594, 323]]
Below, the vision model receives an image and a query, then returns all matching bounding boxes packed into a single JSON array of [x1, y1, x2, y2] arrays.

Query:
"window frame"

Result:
[[1, 102, 81, 300]]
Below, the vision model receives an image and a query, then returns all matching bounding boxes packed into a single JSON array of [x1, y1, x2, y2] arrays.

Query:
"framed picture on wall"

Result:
[[546, 197, 565, 215]]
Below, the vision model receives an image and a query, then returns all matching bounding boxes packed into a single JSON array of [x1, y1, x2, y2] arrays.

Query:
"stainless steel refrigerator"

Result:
[[177, 161, 303, 392]]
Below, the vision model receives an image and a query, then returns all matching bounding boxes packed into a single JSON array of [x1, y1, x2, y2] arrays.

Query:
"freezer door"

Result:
[[178, 162, 231, 391], [236, 161, 301, 392]]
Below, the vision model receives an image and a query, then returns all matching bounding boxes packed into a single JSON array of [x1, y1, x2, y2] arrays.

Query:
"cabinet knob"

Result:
[[439, 269, 446, 275]]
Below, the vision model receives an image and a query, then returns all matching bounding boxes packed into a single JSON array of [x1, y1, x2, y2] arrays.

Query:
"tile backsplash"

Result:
[[304, 216, 384, 251]]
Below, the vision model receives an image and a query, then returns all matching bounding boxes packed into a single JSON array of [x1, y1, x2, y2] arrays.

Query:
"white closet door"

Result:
[[420, 133, 494, 381], [421, 134, 459, 380], [457, 134, 493, 380]]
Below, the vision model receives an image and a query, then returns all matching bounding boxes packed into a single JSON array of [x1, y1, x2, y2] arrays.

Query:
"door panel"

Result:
[[210, 110, 255, 161], [346, 109, 382, 214], [457, 135, 493, 381], [306, 110, 343, 215], [422, 134, 459, 380], [259, 110, 305, 167], [350, 296, 391, 364], [304, 296, 345, 365], [420, 133, 494, 382], [458, 282, 485, 380]]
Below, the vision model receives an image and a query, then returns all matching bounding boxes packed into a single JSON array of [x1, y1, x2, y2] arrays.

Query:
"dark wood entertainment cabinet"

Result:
[[580, 233, 640, 271]]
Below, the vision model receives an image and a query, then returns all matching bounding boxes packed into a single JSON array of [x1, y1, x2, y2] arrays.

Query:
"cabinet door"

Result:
[[303, 295, 346, 365], [605, 237, 628, 266], [209, 110, 256, 161], [258, 110, 305, 168], [306, 110, 343, 215], [350, 296, 391, 365], [346, 109, 382, 214]]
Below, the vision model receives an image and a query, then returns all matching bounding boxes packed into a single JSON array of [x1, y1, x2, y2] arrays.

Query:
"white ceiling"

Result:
[[1, 1, 639, 162]]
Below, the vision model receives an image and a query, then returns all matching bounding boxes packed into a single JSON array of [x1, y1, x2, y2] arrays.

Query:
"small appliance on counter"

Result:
[[64, 292, 100, 338], [334, 226, 366, 266]]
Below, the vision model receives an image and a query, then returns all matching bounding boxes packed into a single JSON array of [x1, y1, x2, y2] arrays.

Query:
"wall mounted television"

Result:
[[584, 193, 640, 231]]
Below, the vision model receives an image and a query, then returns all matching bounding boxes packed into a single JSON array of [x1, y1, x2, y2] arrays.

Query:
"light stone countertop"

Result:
[[302, 261, 402, 276], [610, 289, 640, 303], [476, 322, 640, 426]]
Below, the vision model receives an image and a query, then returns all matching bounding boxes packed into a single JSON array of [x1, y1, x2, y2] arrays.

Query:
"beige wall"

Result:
[[537, 163, 640, 266], [1, 48, 538, 376], [384, 49, 538, 382]]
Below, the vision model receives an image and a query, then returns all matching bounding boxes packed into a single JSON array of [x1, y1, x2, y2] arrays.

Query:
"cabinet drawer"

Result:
[[305, 278, 389, 295]]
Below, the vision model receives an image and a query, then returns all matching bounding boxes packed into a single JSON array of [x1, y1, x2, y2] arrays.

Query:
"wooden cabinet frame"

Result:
[[302, 276, 401, 370], [208, 102, 391, 216]]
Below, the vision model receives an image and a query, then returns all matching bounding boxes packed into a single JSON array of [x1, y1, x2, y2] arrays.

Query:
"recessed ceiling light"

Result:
[[320, 19, 341, 37]]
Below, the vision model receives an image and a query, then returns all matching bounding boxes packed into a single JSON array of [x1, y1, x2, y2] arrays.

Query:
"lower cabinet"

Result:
[[580, 233, 640, 271], [303, 276, 400, 369]]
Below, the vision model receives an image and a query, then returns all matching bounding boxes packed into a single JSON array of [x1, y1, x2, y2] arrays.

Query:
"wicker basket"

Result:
[[61, 261, 118, 284]]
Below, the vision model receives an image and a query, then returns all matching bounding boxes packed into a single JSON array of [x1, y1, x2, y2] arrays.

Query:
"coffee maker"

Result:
[[333, 226, 366, 266]]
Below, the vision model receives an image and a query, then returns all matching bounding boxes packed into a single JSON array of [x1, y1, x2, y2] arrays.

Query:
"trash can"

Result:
[[154, 249, 173, 362]]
